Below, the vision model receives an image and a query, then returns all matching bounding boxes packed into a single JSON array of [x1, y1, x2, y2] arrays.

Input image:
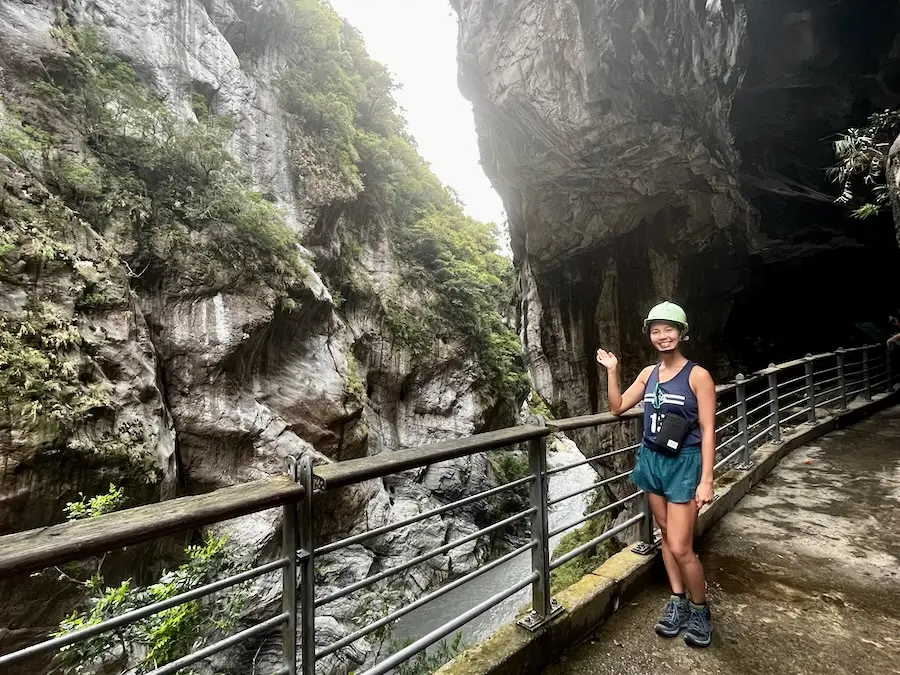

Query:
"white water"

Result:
[[390, 436, 598, 650]]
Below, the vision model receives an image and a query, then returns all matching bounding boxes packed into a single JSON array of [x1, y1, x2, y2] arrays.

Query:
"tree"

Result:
[[828, 109, 900, 219]]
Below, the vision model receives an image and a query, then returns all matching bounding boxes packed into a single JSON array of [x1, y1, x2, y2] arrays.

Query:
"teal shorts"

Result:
[[631, 444, 702, 504]]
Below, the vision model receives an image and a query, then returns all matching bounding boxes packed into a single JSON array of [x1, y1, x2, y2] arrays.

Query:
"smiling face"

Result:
[[648, 321, 682, 353]]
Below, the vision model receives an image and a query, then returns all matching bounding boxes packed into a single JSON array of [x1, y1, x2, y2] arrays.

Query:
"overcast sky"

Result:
[[328, 0, 507, 229]]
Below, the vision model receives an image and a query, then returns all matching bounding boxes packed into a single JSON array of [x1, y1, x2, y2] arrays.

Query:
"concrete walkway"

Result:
[[543, 404, 900, 675]]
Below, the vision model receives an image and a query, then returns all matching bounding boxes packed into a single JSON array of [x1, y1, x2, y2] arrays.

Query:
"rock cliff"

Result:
[[454, 0, 900, 443], [0, 1, 527, 671]]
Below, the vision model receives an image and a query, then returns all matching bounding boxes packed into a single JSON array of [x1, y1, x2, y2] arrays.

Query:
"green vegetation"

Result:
[[10, 26, 310, 294], [391, 632, 467, 675], [828, 108, 900, 220], [278, 0, 529, 410], [488, 449, 531, 485], [549, 488, 622, 594], [345, 351, 367, 405], [51, 486, 247, 675], [64, 483, 125, 520], [0, 300, 113, 436], [527, 390, 555, 421]]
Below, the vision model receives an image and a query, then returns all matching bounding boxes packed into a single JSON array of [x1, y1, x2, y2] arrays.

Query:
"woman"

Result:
[[596, 301, 716, 648]]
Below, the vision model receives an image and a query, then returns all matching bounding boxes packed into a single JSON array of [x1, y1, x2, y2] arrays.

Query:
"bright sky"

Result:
[[328, 0, 507, 230]]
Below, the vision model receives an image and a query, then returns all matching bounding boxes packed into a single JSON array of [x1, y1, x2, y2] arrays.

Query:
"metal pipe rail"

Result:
[[314, 474, 534, 556], [0, 343, 893, 675], [0, 476, 305, 673], [313, 508, 535, 609], [0, 477, 305, 577]]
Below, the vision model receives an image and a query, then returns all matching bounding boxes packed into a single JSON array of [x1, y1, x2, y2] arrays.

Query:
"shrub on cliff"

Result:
[[828, 108, 900, 220], [278, 0, 529, 411], [0, 300, 112, 440], [51, 486, 248, 675], [21, 27, 310, 295]]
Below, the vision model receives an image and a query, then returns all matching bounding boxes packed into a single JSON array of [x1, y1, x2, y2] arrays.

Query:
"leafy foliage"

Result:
[[549, 488, 622, 594], [0, 300, 113, 435], [526, 390, 555, 421], [345, 351, 367, 404], [51, 487, 247, 675], [827, 108, 900, 219], [0, 105, 48, 164], [488, 449, 530, 484], [390, 632, 467, 675], [25, 27, 310, 293], [64, 483, 125, 520], [54, 533, 243, 674], [278, 0, 529, 410]]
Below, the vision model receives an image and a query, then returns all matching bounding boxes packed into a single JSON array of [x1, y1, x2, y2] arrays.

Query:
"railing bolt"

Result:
[[517, 416, 564, 632], [805, 355, 817, 423], [768, 364, 781, 445]]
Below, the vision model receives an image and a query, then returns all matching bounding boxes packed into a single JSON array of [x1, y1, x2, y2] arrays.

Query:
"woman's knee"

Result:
[[666, 537, 695, 561]]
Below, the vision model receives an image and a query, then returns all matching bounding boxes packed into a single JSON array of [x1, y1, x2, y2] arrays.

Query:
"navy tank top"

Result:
[[642, 361, 702, 450]]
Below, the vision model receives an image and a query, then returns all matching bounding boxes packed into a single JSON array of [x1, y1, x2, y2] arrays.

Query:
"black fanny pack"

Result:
[[650, 413, 696, 457]]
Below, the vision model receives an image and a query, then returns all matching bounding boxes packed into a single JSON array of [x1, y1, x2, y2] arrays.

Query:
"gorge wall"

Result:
[[454, 0, 900, 440], [0, 1, 528, 672]]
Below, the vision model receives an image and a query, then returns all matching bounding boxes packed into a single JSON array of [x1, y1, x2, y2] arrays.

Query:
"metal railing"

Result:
[[0, 476, 305, 674], [0, 344, 894, 675]]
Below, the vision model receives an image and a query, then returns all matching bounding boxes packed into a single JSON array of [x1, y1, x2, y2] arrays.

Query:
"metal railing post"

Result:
[[735, 374, 753, 470], [768, 365, 781, 444], [517, 416, 563, 631], [631, 416, 658, 555], [297, 456, 316, 675], [805, 355, 817, 423], [863, 347, 872, 401], [282, 458, 299, 675], [836, 348, 847, 410], [888, 343, 894, 392]]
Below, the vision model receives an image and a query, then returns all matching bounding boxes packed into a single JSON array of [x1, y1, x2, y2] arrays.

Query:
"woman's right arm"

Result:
[[597, 349, 650, 415]]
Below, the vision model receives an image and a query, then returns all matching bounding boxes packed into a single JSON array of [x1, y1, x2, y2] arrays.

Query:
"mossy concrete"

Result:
[[436, 390, 899, 675]]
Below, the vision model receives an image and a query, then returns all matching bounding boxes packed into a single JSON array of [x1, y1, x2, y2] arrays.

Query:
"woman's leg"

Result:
[[648, 493, 685, 594], [649, 493, 693, 638], [666, 500, 714, 646], [665, 501, 706, 603]]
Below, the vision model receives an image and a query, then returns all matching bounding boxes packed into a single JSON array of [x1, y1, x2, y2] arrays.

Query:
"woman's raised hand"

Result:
[[596, 348, 618, 371]]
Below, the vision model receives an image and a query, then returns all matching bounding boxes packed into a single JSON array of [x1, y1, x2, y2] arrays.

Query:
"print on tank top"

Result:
[[642, 361, 703, 450]]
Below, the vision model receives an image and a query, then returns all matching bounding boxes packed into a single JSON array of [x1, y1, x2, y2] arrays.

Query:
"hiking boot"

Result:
[[654, 595, 690, 637], [683, 603, 713, 648]]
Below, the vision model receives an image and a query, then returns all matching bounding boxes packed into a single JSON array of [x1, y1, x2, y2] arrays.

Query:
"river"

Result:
[[390, 435, 598, 656]]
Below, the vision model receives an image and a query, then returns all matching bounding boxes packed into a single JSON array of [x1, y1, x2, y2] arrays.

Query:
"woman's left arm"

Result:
[[691, 366, 717, 508]]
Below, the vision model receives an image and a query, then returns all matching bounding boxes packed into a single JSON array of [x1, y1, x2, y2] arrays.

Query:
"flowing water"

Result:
[[390, 436, 598, 652]]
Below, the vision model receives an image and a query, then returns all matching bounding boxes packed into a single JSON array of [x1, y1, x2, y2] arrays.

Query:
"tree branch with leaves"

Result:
[[827, 108, 900, 219]]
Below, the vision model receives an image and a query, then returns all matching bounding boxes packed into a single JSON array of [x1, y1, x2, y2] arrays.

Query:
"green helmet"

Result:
[[642, 301, 689, 335]]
